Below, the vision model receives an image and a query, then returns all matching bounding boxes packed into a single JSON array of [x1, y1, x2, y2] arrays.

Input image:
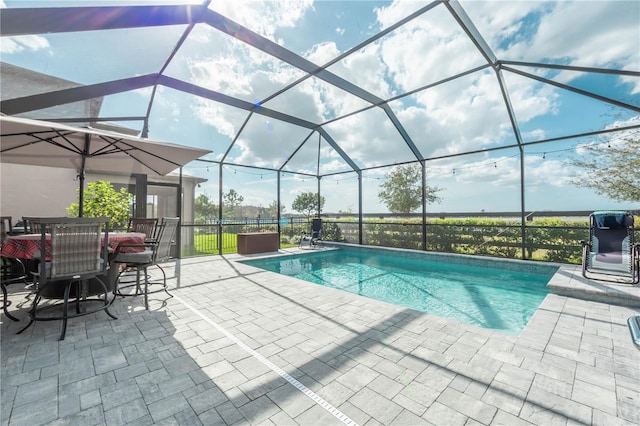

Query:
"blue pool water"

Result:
[[243, 248, 557, 334]]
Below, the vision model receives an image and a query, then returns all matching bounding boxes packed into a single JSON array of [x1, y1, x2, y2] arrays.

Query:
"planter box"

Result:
[[237, 232, 279, 254]]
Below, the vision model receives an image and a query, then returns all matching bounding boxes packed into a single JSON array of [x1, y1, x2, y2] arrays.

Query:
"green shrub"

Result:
[[323, 216, 609, 264], [322, 222, 343, 241]]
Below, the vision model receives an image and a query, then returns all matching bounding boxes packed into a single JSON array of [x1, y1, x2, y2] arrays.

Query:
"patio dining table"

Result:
[[1, 232, 147, 299], [0, 232, 146, 260]]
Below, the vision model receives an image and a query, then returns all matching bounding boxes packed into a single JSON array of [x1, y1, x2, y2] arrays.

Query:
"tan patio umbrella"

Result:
[[0, 115, 211, 215]]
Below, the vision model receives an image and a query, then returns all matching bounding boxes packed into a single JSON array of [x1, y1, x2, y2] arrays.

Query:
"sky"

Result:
[[2, 0, 639, 214]]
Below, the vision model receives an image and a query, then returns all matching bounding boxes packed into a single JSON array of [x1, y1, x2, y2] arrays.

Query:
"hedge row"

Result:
[[332, 217, 598, 264]]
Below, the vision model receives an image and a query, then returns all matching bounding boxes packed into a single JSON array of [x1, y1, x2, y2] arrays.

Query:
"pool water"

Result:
[[243, 248, 556, 334]]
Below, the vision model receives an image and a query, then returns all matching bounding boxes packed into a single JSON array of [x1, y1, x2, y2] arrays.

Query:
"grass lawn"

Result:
[[183, 233, 298, 256]]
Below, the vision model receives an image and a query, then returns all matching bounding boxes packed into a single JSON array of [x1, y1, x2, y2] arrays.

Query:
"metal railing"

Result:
[[180, 217, 310, 256]]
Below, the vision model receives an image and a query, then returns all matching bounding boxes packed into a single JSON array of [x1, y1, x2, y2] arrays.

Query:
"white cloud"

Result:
[[0, 2, 47, 53], [209, 0, 314, 42], [374, 1, 433, 30], [524, 2, 638, 69], [524, 157, 573, 188], [263, 76, 326, 123], [387, 71, 518, 157], [232, 117, 314, 168], [0, 34, 50, 54], [323, 107, 419, 167], [462, 0, 640, 91], [459, 1, 545, 51], [501, 72, 559, 123], [193, 97, 246, 140], [378, 4, 486, 93], [318, 158, 353, 174], [324, 42, 394, 99]]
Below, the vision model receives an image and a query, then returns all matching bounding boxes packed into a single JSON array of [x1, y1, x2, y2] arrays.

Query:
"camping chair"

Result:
[[581, 211, 639, 284], [17, 217, 116, 340], [114, 217, 178, 309], [311, 218, 323, 246], [299, 218, 323, 249], [299, 234, 313, 249]]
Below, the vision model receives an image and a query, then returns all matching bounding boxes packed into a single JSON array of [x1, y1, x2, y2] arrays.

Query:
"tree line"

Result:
[[194, 190, 327, 222]]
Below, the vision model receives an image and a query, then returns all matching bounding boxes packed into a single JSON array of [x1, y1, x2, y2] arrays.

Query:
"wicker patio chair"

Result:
[[114, 217, 179, 309], [17, 217, 116, 340], [21, 216, 44, 234], [127, 217, 159, 242]]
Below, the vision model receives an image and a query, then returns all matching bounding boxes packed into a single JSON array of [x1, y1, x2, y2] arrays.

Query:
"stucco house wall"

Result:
[[1, 163, 201, 221]]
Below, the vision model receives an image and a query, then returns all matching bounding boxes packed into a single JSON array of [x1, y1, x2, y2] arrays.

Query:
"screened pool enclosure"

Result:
[[1, 1, 638, 259]]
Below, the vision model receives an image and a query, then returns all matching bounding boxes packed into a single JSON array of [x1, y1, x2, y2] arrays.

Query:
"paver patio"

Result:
[[2, 248, 639, 425]]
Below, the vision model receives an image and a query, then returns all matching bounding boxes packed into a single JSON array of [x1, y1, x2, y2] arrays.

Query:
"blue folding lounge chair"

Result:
[[581, 211, 639, 284], [299, 218, 323, 249], [311, 218, 323, 245]]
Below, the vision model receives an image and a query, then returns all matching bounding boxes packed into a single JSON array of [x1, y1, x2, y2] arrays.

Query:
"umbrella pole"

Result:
[[79, 134, 90, 217], [78, 170, 85, 217]]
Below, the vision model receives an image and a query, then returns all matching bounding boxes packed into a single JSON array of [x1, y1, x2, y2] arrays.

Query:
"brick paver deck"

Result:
[[2, 249, 639, 425]]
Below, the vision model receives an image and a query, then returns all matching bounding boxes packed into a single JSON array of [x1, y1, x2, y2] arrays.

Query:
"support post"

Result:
[[421, 161, 427, 251], [358, 171, 363, 245], [317, 176, 322, 217], [177, 168, 183, 258], [277, 172, 281, 249], [132, 173, 148, 218], [218, 165, 223, 255], [519, 149, 526, 259]]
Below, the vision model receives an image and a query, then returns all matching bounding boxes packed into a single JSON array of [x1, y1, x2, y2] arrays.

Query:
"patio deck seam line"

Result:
[[170, 292, 360, 426]]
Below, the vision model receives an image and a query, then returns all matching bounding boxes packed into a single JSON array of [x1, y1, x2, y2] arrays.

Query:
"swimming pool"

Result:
[[243, 247, 558, 334]]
